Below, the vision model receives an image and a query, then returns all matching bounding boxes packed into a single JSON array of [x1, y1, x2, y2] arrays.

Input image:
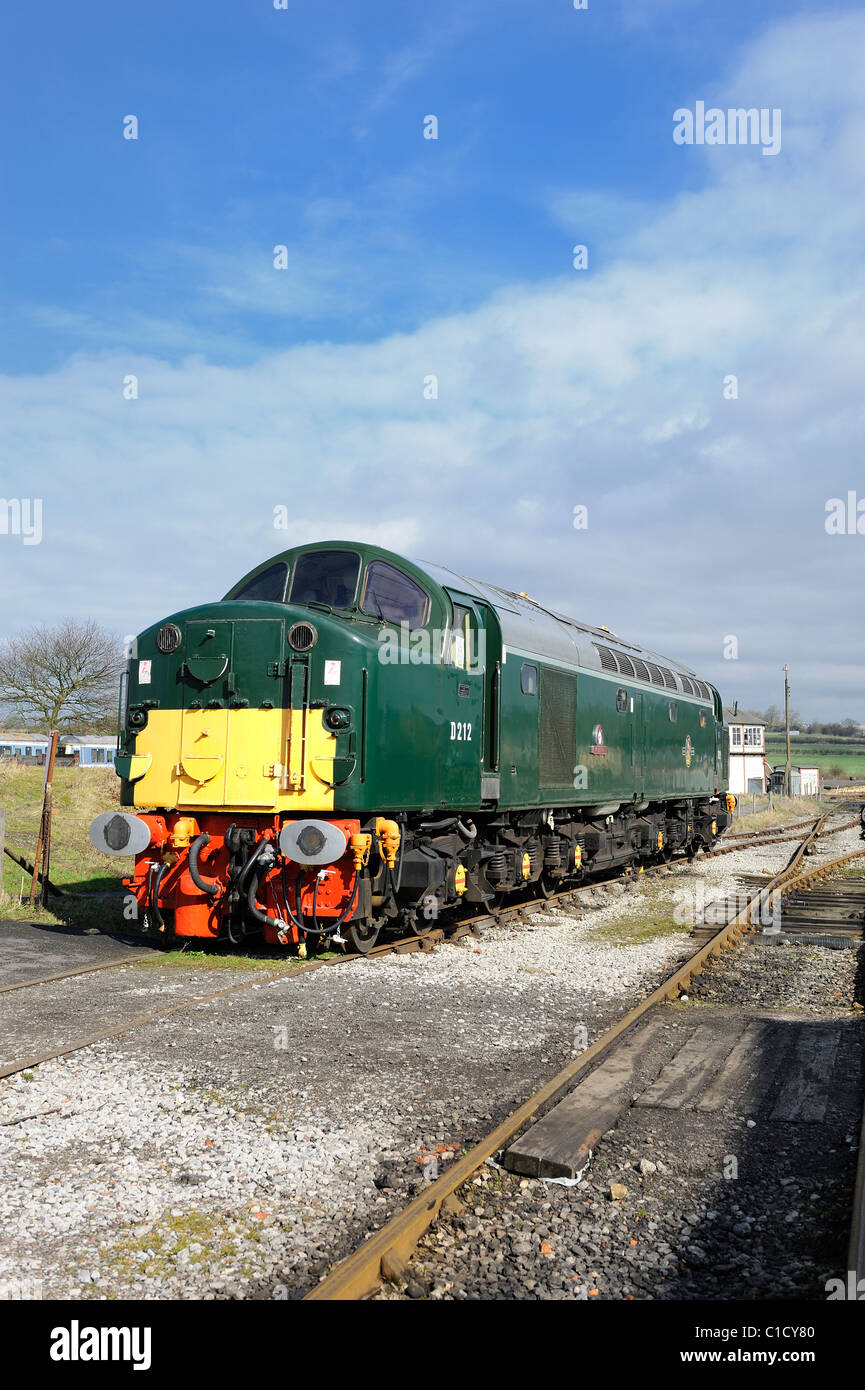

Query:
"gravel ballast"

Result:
[[376, 819, 865, 1301], [1, 811, 860, 1301]]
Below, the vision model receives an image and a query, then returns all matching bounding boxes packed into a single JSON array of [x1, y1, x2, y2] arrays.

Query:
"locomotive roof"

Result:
[[414, 559, 715, 698], [229, 540, 716, 702]]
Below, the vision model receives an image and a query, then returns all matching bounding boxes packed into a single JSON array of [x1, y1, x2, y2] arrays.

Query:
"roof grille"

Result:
[[594, 644, 618, 672], [595, 642, 704, 696]]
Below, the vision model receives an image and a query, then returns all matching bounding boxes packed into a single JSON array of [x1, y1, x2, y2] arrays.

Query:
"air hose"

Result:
[[248, 847, 362, 941], [246, 869, 289, 931], [288, 866, 361, 939], [188, 832, 219, 896], [418, 816, 477, 841], [149, 860, 169, 932]]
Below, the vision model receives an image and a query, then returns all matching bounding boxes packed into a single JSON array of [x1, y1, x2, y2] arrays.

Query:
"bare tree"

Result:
[[0, 619, 121, 730]]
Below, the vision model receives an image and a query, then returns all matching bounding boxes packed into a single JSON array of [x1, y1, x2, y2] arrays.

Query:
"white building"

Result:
[[728, 720, 767, 794], [791, 766, 821, 797]]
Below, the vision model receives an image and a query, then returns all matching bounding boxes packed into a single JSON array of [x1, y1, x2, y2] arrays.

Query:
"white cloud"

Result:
[[2, 12, 865, 717]]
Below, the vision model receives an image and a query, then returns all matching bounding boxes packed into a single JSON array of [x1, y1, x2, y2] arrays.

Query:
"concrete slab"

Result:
[[0, 919, 154, 990]]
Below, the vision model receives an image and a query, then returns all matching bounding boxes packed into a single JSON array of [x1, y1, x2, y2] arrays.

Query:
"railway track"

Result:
[[303, 810, 865, 1300], [1, 811, 854, 1083], [5, 811, 849, 1003], [850, 1076, 865, 1291], [725, 814, 820, 839], [696, 870, 865, 945], [0, 952, 152, 997]]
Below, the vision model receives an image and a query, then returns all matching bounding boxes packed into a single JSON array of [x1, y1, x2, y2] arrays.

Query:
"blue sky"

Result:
[[0, 0, 819, 367], [2, 0, 864, 717]]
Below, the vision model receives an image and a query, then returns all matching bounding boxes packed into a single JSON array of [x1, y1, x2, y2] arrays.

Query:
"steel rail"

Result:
[[304, 814, 864, 1300], [0, 954, 152, 996], [725, 815, 821, 840], [0, 930, 454, 1079], [848, 1084, 865, 1290]]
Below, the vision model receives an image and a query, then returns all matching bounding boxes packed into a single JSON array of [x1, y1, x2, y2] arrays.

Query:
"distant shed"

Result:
[[792, 766, 821, 797]]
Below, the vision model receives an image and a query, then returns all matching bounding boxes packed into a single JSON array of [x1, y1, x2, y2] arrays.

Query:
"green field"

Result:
[[0, 761, 125, 926], [764, 736, 865, 779]]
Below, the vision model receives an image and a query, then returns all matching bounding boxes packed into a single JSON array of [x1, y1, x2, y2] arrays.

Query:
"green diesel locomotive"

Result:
[[90, 540, 733, 951]]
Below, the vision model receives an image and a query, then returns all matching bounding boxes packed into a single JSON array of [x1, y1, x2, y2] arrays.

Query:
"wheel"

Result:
[[409, 894, 441, 936], [535, 872, 556, 900], [407, 912, 434, 938], [344, 918, 381, 954]]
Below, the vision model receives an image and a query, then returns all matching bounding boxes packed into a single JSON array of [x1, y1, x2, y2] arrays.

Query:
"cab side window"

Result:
[[232, 561, 288, 602], [361, 561, 429, 626], [449, 605, 471, 669], [521, 663, 538, 696]]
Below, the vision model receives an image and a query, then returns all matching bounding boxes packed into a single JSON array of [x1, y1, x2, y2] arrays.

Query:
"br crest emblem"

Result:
[[682, 735, 693, 768]]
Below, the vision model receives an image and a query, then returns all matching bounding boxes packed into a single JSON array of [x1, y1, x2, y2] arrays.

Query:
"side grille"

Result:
[[540, 667, 577, 787]]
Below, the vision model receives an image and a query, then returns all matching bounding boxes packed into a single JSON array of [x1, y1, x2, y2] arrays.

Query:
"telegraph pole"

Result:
[[783, 665, 792, 797]]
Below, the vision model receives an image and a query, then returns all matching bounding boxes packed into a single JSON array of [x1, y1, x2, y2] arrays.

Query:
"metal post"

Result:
[[783, 664, 792, 797], [28, 731, 59, 908]]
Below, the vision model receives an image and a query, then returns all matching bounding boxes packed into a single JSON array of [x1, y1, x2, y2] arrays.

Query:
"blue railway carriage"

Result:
[[0, 735, 115, 767]]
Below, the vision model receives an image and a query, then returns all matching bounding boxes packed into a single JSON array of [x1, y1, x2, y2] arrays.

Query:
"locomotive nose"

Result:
[[90, 811, 152, 857]]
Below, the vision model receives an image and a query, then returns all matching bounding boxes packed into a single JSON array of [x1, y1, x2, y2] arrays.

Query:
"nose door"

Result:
[[178, 621, 233, 804], [226, 620, 285, 806], [178, 618, 285, 808]]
